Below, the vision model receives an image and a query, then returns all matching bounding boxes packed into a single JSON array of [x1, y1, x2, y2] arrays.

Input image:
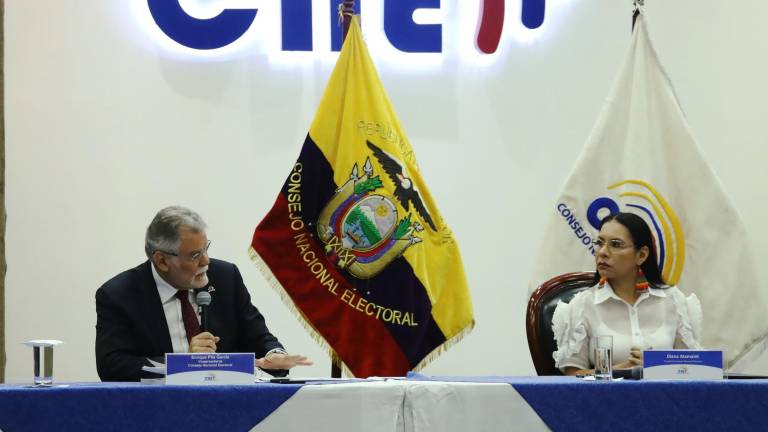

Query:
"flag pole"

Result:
[[632, 0, 643, 31], [341, 0, 355, 42], [331, 0, 356, 379]]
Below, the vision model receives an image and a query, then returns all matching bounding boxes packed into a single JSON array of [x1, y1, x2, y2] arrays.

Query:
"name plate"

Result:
[[643, 349, 723, 380], [165, 353, 255, 385]]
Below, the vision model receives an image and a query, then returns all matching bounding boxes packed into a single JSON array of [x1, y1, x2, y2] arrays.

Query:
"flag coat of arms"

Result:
[[529, 12, 767, 367], [250, 17, 474, 377]]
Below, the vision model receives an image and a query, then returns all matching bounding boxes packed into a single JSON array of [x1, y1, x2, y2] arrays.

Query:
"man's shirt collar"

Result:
[[151, 263, 180, 305]]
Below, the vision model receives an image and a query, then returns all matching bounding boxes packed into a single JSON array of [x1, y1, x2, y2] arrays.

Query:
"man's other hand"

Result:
[[256, 352, 314, 370], [189, 332, 220, 353]]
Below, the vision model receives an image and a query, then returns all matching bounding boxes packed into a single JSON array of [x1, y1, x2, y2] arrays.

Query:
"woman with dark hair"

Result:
[[552, 212, 703, 376]]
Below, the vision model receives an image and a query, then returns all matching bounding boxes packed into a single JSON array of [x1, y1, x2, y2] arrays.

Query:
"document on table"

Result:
[[141, 358, 166, 375]]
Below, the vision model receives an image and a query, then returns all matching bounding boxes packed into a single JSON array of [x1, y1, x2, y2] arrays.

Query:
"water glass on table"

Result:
[[592, 335, 613, 381]]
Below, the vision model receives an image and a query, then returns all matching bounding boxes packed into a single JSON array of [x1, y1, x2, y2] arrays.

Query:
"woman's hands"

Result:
[[615, 346, 644, 369], [564, 346, 647, 374]]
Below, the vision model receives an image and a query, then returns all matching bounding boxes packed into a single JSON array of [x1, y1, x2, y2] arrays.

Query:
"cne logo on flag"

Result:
[[558, 179, 685, 285]]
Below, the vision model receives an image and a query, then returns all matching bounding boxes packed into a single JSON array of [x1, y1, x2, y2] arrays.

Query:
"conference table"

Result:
[[1, 374, 767, 431]]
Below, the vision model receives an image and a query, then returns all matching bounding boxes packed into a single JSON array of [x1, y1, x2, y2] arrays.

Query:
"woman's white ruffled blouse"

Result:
[[551, 282, 703, 371]]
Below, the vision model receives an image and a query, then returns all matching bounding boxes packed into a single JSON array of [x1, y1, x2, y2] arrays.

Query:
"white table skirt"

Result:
[[252, 380, 548, 432]]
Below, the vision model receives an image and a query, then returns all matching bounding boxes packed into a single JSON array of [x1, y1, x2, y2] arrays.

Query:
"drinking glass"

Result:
[[24, 340, 63, 386], [592, 335, 613, 381]]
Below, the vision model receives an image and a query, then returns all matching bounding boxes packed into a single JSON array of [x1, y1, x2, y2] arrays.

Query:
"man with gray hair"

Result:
[[96, 206, 311, 381]]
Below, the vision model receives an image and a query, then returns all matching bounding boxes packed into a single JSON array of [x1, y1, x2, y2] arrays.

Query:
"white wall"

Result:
[[4, 0, 767, 382]]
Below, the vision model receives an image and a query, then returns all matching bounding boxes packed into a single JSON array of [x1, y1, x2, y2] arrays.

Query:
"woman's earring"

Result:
[[635, 267, 649, 291]]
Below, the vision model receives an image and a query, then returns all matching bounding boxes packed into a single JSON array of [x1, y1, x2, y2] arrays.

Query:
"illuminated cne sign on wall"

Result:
[[146, 0, 550, 55]]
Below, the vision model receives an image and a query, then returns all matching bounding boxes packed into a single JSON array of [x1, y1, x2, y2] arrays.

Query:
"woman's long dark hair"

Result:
[[592, 212, 667, 288]]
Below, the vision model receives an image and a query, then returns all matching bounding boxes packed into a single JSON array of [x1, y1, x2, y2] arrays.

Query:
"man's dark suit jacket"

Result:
[[95, 258, 284, 381]]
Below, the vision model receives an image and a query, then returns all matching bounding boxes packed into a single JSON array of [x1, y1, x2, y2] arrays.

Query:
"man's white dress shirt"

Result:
[[152, 264, 197, 353]]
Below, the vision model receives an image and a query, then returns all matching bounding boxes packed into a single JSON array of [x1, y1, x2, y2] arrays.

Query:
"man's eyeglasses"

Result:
[[159, 240, 211, 263], [593, 238, 634, 251]]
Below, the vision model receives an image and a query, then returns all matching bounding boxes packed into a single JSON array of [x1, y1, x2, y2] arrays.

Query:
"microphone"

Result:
[[196, 291, 212, 333], [613, 366, 643, 380]]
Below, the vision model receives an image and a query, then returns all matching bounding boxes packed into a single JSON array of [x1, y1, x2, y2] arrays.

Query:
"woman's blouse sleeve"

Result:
[[552, 293, 590, 371], [672, 289, 704, 349]]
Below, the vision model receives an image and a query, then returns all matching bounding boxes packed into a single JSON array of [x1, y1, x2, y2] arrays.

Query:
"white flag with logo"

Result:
[[529, 13, 767, 367]]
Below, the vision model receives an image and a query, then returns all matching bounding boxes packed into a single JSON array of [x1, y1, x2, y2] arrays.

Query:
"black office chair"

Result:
[[526, 271, 596, 375]]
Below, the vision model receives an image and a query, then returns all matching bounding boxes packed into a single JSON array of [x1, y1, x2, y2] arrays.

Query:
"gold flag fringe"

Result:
[[249, 245, 475, 377], [413, 319, 475, 372], [249, 246, 355, 377]]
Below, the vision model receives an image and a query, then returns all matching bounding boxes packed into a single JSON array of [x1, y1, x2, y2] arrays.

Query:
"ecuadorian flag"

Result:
[[250, 17, 473, 377]]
